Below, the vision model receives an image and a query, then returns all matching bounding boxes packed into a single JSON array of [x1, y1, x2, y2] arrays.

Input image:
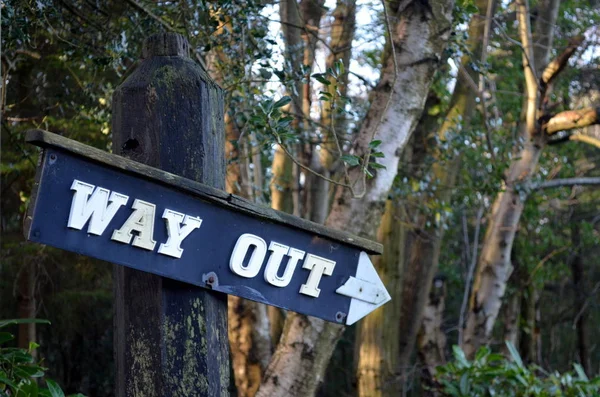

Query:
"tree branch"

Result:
[[541, 35, 584, 86], [544, 107, 599, 134], [124, 0, 176, 32], [533, 177, 600, 190], [516, 0, 538, 135], [570, 134, 600, 149]]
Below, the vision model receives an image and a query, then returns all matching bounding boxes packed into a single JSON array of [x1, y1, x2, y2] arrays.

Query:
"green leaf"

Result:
[[505, 341, 523, 368], [14, 364, 45, 378], [273, 96, 291, 109], [0, 332, 14, 344], [452, 345, 471, 368], [0, 319, 50, 329], [368, 140, 382, 149], [459, 373, 470, 395], [18, 378, 39, 397], [340, 155, 360, 166], [369, 162, 386, 169], [46, 380, 65, 397], [573, 364, 588, 382], [29, 341, 40, 352], [370, 151, 384, 158], [474, 346, 490, 363], [312, 74, 331, 86], [0, 373, 18, 390]]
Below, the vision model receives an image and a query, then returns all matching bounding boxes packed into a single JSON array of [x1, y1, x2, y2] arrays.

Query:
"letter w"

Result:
[[68, 180, 129, 235]]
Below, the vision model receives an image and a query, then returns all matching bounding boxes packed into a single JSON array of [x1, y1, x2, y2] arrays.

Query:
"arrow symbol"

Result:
[[336, 252, 391, 325]]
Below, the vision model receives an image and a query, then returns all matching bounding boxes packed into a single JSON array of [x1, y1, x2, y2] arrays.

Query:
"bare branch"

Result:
[[124, 0, 176, 32], [533, 177, 600, 190], [544, 107, 600, 134]]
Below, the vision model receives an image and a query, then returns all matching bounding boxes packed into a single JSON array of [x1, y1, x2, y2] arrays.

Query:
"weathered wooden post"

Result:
[[111, 33, 230, 396]]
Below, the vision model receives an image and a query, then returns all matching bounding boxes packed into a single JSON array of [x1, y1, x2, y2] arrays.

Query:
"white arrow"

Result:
[[336, 251, 391, 325]]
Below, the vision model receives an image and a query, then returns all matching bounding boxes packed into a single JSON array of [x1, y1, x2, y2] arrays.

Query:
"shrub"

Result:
[[434, 342, 600, 396], [0, 319, 84, 397]]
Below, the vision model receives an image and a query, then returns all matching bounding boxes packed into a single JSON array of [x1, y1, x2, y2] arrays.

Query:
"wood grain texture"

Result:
[[111, 33, 230, 397], [25, 129, 382, 255]]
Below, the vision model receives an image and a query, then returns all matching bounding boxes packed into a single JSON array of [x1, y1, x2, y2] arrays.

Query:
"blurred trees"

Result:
[[1, 0, 599, 396]]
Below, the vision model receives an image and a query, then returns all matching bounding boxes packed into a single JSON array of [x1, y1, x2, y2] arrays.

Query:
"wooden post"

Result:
[[111, 33, 230, 396]]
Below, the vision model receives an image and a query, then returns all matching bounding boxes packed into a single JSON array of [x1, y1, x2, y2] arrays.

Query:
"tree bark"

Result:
[[356, 200, 404, 397], [17, 262, 37, 354], [392, 0, 492, 388], [501, 291, 521, 355], [462, 0, 560, 358], [417, 276, 447, 392], [570, 222, 591, 375], [257, 1, 454, 395], [518, 285, 539, 365]]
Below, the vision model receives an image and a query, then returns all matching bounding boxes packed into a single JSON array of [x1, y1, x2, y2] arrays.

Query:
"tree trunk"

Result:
[[229, 297, 272, 397], [519, 285, 539, 365], [356, 200, 404, 397], [570, 223, 591, 375], [501, 291, 521, 355], [257, 1, 454, 395], [417, 276, 447, 392], [462, 0, 560, 358], [17, 262, 37, 353], [393, 0, 492, 387]]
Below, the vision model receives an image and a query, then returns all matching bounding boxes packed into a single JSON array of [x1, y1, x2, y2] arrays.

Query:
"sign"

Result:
[[24, 130, 390, 325]]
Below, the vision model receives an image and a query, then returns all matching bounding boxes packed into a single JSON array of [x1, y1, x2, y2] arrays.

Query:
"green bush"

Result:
[[434, 342, 600, 396], [0, 319, 84, 397]]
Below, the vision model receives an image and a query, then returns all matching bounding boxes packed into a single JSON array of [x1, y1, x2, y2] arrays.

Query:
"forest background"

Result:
[[1, 0, 599, 395]]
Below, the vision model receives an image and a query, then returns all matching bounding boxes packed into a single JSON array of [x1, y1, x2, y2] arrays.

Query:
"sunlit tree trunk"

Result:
[[399, 0, 492, 379], [356, 89, 441, 397], [257, 1, 455, 395], [462, 0, 560, 358], [356, 200, 404, 396]]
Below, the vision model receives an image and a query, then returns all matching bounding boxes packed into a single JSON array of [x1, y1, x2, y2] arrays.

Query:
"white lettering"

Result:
[[157, 209, 202, 258], [264, 242, 305, 288], [299, 254, 336, 298], [68, 180, 129, 235], [111, 199, 157, 251], [230, 233, 267, 278]]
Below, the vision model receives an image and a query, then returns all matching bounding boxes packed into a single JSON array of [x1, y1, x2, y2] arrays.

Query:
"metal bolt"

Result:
[[49, 153, 57, 164], [208, 276, 215, 284]]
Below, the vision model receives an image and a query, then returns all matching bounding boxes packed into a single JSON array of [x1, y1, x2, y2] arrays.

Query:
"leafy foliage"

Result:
[[0, 319, 84, 397], [435, 343, 600, 396]]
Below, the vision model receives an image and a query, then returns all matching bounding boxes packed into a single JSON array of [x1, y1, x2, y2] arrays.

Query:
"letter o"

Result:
[[229, 233, 267, 278]]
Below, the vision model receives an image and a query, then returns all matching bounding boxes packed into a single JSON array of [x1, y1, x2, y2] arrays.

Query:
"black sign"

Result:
[[24, 130, 390, 324]]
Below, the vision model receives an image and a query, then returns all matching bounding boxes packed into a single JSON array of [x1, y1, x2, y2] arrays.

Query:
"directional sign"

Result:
[[24, 130, 390, 325]]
